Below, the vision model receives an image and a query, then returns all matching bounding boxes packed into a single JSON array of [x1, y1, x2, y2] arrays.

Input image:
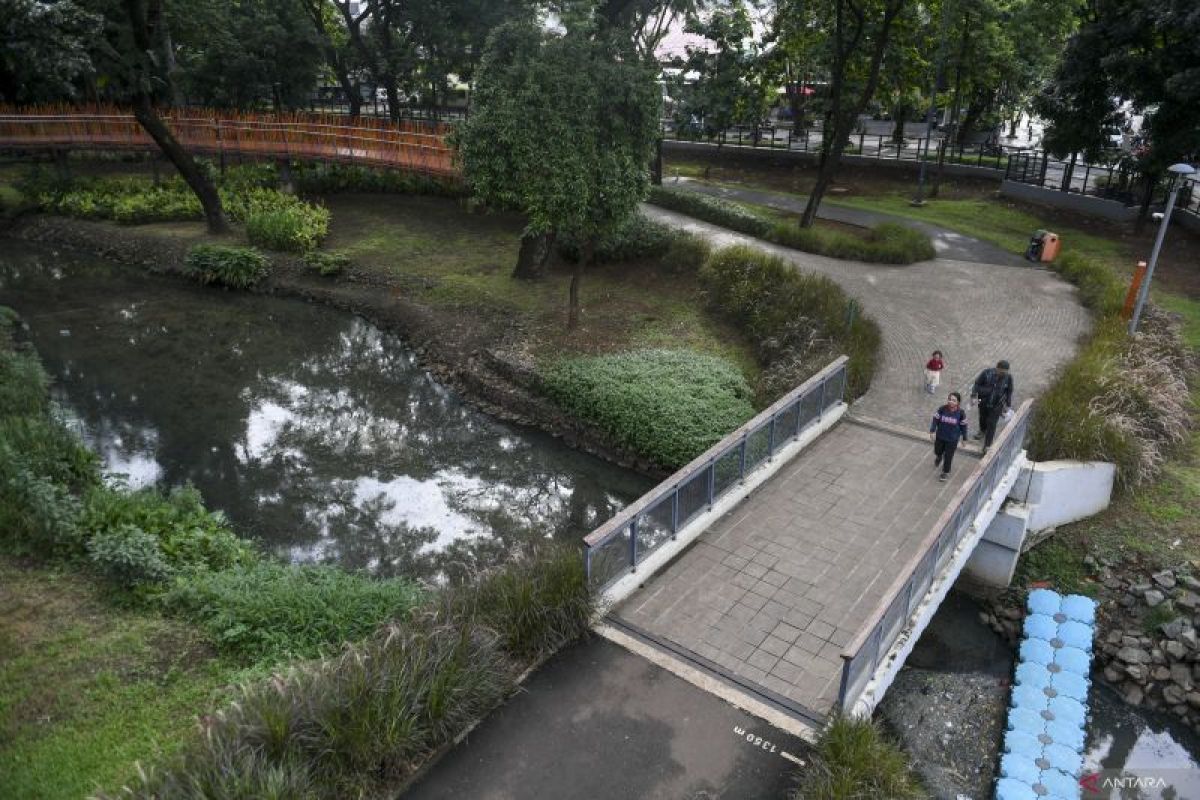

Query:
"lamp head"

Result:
[[1167, 163, 1196, 176]]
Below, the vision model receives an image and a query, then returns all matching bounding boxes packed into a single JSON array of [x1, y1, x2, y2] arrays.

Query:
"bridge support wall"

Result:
[[961, 459, 1115, 590]]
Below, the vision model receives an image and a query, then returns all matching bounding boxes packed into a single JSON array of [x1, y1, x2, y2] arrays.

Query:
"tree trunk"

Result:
[[567, 239, 590, 330], [385, 84, 402, 121], [1135, 173, 1157, 234], [1060, 152, 1077, 192], [651, 138, 663, 186], [935, 10, 971, 194], [892, 108, 906, 144], [1008, 115, 1018, 138], [131, 96, 229, 234], [512, 232, 554, 280]]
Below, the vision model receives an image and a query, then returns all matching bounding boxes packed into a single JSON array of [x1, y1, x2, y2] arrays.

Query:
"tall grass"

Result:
[[791, 716, 924, 800], [184, 244, 269, 289]]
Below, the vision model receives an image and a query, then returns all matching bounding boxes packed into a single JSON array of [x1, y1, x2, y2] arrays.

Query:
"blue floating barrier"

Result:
[[996, 777, 1040, 800], [1045, 718, 1086, 752], [1044, 742, 1083, 777], [1059, 620, 1094, 652], [1048, 696, 1087, 728], [1028, 588, 1061, 616], [1025, 614, 1059, 642], [1054, 646, 1090, 676], [1021, 638, 1055, 665], [1001, 753, 1042, 785], [1038, 767, 1079, 798], [1050, 670, 1089, 701], [1009, 706, 1046, 734], [1004, 729, 1044, 759], [1012, 683, 1050, 711], [1015, 662, 1052, 689], [1061, 594, 1096, 625]]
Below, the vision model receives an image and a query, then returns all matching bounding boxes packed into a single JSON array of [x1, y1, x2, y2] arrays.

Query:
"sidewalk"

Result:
[[668, 178, 1028, 268]]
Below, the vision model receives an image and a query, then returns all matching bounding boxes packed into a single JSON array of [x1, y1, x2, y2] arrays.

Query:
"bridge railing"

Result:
[[0, 106, 457, 177], [836, 398, 1034, 711], [583, 356, 848, 592]]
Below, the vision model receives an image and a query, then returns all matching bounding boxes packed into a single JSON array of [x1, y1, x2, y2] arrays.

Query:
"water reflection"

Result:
[[0, 243, 652, 580]]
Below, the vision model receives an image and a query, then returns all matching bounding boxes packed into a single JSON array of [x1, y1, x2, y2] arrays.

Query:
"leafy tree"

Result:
[[797, 0, 908, 227], [672, 2, 773, 144], [86, 0, 229, 233], [0, 0, 100, 104], [456, 17, 660, 328], [300, 0, 366, 116]]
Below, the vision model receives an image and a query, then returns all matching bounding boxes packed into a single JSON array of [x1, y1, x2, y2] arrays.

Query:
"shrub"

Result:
[[302, 250, 350, 277], [700, 245, 880, 400], [542, 349, 755, 469], [162, 561, 424, 662], [792, 716, 924, 800], [0, 348, 49, 416], [81, 483, 254, 576], [110, 182, 202, 224], [647, 185, 772, 237], [558, 213, 679, 263], [660, 231, 712, 273], [1053, 251, 1124, 316], [0, 459, 84, 557], [648, 187, 935, 265], [184, 244, 270, 289], [0, 415, 98, 491], [450, 545, 594, 661], [87, 523, 174, 587], [243, 199, 331, 252], [292, 162, 461, 196]]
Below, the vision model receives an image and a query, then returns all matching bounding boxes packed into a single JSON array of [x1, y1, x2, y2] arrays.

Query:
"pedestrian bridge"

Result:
[[0, 104, 455, 177], [584, 356, 1032, 728]]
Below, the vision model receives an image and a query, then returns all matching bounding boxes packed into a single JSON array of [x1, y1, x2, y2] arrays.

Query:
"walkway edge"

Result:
[[594, 622, 820, 742], [599, 402, 847, 608]]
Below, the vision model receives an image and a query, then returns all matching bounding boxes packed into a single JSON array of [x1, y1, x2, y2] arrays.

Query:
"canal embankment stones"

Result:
[[984, 565, 1200, 735]]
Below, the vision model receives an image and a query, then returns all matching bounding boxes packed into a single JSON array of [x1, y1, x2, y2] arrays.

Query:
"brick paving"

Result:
[[618, 204, 1091, 720], [615, 420, 972, 718]]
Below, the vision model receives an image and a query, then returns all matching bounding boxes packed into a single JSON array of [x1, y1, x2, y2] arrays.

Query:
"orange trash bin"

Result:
[[1039, 232, 1060, 262]]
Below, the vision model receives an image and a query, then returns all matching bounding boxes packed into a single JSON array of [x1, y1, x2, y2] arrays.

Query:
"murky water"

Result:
[[0, 241, 652, 580], [914, 593, 1200, 798]]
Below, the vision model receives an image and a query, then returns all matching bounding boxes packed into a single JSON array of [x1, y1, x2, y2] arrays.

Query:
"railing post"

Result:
[[738, 436, 748, 482], [840, 365, 847, 403], [794, 398, 803, 439], [767, 416, 777, 460], [584, 545, 592, 584], [629, 518, 639, 572], [670, 490, 680, 539], [706, 461, 716, 509], [837, 657, 853, 710], [818, 377, 827, 418]]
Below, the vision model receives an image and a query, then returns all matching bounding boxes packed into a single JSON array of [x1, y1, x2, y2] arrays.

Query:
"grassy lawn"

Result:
[[321, 193, 760, 379], [0, 559, 243, 799]]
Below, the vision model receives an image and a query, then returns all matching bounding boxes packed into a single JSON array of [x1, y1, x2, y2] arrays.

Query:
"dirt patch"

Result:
[[8, 214, 671, 478]]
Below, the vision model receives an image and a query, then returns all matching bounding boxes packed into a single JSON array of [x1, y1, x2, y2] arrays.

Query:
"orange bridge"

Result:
[[0, 105, 457, 178]]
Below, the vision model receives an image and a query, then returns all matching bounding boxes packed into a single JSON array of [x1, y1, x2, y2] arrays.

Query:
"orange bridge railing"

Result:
[[0, 104, 458, 178]]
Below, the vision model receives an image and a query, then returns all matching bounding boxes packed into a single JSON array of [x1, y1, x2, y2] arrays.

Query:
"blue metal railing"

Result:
[[836, 399, 1034, 712], [583, 356, 849, 591]]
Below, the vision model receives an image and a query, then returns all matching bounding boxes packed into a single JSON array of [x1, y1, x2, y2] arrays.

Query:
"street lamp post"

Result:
[[1128, 162, 1197, 334]]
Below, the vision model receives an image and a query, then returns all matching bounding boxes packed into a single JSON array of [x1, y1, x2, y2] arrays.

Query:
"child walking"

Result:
[[930, 391, 969, 482], [924, 350, 944, 394]]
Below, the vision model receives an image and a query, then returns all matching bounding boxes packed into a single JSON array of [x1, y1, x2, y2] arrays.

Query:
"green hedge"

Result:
[[792, 716, 924, 800], [700, 245, 880, 401], [292, 162, 462, 196], [184, 244, 269, 289], [647, 186, 935, 264], [542, 349, 756, 469]]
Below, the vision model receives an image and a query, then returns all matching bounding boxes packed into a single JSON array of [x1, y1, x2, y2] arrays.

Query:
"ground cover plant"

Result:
[[648, 186, 936, 264], [183, 243, 269, 289], [542, 348, 756, 469]]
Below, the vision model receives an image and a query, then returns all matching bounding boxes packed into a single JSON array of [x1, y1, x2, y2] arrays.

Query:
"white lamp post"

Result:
[[1128, 162, 1197, 334]]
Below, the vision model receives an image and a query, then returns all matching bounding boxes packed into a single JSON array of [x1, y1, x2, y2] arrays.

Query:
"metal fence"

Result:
[[836, 399, 1033, 712], [583, 356, 849, 591], [662, 121, 1023, 172]]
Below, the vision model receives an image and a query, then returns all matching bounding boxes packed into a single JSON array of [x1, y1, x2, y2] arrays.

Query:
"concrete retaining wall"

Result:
[[999, 180, 1138, 222]]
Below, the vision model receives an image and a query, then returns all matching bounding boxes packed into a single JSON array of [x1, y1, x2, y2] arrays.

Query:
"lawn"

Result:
[[0, 559, 244, 799]]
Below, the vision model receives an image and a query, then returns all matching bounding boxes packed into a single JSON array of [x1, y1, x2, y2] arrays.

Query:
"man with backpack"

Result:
[[971, 360, 1014, 453]]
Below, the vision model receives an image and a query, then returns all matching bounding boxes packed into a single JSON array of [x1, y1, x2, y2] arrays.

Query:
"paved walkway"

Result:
[[615, 420, 973, 721], [671, 178, 1028, 268], [406, 637, 807, 800], [642, 204, 1091, 429]]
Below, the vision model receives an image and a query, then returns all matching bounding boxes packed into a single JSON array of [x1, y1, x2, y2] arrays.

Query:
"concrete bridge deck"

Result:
[[613, 418, 976, 723]]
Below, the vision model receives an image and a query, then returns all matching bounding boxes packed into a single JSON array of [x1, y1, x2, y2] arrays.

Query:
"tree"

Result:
[[300, 0, 365, 116], [797, 0, 907, 228], [456, 17, 660, 328], [0, 0, 99, 104], [672, 2, 772, 145], [87, 0, 229, 233]]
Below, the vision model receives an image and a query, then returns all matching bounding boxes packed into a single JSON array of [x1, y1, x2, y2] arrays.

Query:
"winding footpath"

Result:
[[409, 194, 1092, 799]]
